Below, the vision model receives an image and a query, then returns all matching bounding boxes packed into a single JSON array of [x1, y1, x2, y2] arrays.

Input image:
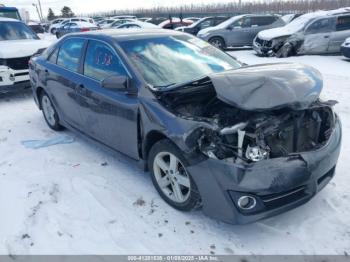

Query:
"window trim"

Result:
[[81, 38, 132, 83], [336, 15, 350, 31], [305, 17, 335, 34], [45, 36, 132, 84], [55, 37, 86, 73]]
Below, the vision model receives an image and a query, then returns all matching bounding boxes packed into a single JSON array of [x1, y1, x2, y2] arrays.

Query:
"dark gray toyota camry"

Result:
[[29, 29, 342, 224]]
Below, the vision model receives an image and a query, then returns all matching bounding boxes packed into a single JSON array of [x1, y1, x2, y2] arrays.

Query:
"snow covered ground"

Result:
[[0, 50, 349, 255]]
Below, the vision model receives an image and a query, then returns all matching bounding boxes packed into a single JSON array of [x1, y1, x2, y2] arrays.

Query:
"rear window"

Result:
[[57, 38, 85, 72], [336, 16, 350, 31]]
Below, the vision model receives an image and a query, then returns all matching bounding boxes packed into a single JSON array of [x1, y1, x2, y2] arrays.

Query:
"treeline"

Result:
[[87, 0, 350, 17]]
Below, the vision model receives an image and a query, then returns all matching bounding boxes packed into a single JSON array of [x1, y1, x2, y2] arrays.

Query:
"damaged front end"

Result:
[[156, 63, 336, 164], [154, 63, 341, 223]]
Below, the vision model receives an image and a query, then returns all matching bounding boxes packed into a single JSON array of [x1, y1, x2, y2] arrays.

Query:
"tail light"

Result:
[[80, 28, 90, 32]]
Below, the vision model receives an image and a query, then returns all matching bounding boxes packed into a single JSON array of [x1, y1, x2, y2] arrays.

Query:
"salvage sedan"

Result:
[[29, 30, 342, 224]]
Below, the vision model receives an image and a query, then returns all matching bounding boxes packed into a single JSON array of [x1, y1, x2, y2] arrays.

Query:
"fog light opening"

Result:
[[237, 196, 257, 210]]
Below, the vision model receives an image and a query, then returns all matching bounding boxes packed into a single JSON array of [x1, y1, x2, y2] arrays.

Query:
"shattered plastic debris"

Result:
[[21, 135, 75, 149]]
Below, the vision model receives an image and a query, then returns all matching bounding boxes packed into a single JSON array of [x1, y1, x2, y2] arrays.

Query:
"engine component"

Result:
[[245, 145, 269, 162]]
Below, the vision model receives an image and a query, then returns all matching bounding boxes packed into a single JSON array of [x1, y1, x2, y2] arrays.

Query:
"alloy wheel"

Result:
[[153, 152, 191, 203], [42, 95, 56, 126]]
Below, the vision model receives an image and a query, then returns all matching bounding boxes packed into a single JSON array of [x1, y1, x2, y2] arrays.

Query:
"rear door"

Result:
[[302, 17, 335, 54], [328, 15, 350, 53], [78, 40, 139, 158], [44, 38, 86, 128]]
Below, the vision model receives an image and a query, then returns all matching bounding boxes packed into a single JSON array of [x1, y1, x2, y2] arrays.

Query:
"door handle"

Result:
[[324, 35, 330, 39]]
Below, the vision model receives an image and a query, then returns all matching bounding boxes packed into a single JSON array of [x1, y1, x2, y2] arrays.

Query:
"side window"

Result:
[[336, 16, 350, 31], [215, 17, 227, 25], [48, 47, 59, 64], [241, 17, 252, 28], [57, 38, 85, 72], [252, 16, 277, 26], [198, 19, 213, 30], [306, 18, 334, 34], [84, 40, 127, 81], [231, 18, 244, 28]]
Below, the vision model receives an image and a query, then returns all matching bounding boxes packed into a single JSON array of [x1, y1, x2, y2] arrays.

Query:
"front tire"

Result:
[[40, 92, 63, 131], [209, 37, 226, 50], [276, 42, 293, 58], [148, 139, 201, 211]]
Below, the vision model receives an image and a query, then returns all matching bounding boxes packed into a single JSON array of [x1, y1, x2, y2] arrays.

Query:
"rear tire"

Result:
[[40, 92, 63, 131], [50, 28, 57, 34], [209, 37, 226, 50], [148, 139, 201, 211]]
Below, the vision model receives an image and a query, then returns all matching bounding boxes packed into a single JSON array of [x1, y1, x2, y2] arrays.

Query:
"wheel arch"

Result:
[[208, 36, 226, 46], [141, 130, 169, 171], [36, 86, 45, 109]]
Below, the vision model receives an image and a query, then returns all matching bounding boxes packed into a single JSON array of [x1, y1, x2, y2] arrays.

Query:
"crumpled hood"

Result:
[[209, 63, 323, 111], [0, 39, 52, 58], [257, 27, 296, 40]]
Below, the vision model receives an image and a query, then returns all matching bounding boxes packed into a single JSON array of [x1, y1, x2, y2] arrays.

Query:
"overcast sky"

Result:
[[2, 0, 243, 20]]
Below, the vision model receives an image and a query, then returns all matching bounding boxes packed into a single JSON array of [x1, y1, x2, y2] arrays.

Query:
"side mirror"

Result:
[[226, 25, 233, 30], [102, 75, 128, 91]]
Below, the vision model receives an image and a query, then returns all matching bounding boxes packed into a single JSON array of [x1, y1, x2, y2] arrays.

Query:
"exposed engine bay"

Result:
[[156, 77, 336, 163]]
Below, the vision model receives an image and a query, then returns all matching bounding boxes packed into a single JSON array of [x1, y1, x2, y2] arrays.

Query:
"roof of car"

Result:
[[68, 28, 184, 41]]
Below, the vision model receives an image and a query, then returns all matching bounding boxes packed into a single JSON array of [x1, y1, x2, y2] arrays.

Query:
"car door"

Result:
[[302, 17, 335, 54], [78, 39, 139, 159], [226, 16, 251, 46], [44, 38, 86, 128], [328, 15, 350, 53]]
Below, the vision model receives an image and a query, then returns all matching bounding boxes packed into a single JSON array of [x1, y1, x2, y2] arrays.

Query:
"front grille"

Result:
[[3, 56, 31, 70], [256, 37, 272, 48]]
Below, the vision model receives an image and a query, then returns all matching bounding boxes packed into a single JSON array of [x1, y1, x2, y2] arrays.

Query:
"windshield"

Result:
[[119, 35, 241, 88], [284, 14, 319, 32], [0, 21, 38, 41], [188, 17, 207, 28], [0, 10, 21, 20]]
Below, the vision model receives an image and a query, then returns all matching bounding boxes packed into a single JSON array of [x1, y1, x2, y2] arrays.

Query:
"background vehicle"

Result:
[[0, 6, 21, 20], [98, 18, 117, 28], [28, 21, 45, 34], [341, 37, 350, 58], [138, 17, 152, 22], [111, 15, 137, 20], [112, 21, 159, 29], [197, 14, 285, 49], [147, 17, 167, 25], [56, 21, 98, 38], [0, 18, 50, 93], [281, 13, 303, 24], [253, 8, 350, 57], [175, 16, 229, 35], [50, 17, 95, 34], [107, 19, 136, 28], [159, 18, 193, 29], [184, 17, 201, 23], [29, 30, 341, 224]]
